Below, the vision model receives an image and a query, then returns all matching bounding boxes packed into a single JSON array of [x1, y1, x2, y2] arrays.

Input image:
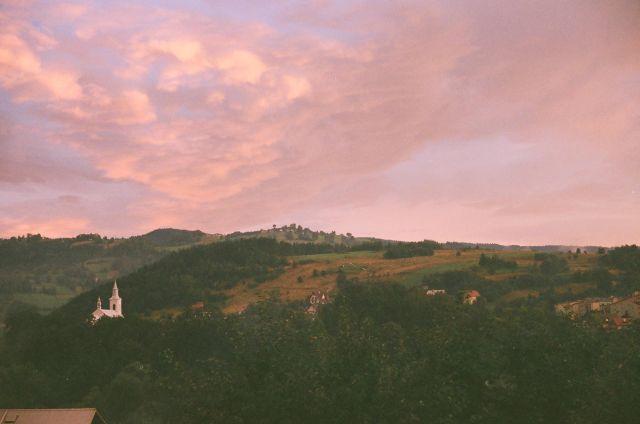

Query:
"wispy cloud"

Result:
[[0, 0, 638, 243]]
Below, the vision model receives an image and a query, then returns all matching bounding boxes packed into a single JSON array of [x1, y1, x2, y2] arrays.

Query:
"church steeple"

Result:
[[109, 280, 122, 315], [97, 297, 102, 309]]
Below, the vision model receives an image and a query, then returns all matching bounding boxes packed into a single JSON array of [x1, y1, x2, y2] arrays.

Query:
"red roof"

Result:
[[0, 409, 98, 424], [467, 290, 480, 298], [190, 301, 204, 310], [612, 316, 625, 327]]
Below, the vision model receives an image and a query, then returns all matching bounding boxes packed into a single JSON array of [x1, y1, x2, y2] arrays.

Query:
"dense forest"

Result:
[[1, 241, 639, 422], [383, 240, 440, 259], [0, 229, 217, 292]]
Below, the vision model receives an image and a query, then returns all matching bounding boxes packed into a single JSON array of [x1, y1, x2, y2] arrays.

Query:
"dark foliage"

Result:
[[383, 240, 440, 259], [54, 239, 293, 320], [540, 255, 569, 275], [3, 241, 640, 422], [3, 280, 640, 423], [478, 253, 518, 273], [600, 245, 640, 273]]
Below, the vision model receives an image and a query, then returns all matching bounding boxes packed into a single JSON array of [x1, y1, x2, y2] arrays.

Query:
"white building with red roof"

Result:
[[463, 290, 480, 305]]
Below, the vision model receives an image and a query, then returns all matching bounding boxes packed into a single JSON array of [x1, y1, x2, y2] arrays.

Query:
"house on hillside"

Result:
[[608, 292, 640, 319], [555, 297, 619, 319], [191, 301, 205, 311], [306, 291, 331, 316], [91, 281, 123, 323], [586, 297, 618, 312], [189, 301, 213, 318], [0, 408, 106, 424], [604, 315, 630, 330], [425, 287, 446, 296], [463, 290, 480, 305], [555, 300, 588, 318]]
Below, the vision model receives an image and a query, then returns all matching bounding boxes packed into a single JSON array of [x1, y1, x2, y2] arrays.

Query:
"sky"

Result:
[[1, 0, 639, 245]]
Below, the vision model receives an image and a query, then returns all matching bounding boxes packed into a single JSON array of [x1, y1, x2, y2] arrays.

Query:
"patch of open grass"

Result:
[[395, 262, 478, 287], [84, 258, 116, 273], [14, 292, 76, 314], [291, 250, 380, 262]]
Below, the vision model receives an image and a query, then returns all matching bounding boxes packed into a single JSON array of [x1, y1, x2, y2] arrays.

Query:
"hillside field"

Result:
[[221, 249, 597, 313]]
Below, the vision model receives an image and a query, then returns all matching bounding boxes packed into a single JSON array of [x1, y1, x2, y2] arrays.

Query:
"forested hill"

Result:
[[0, 229, 218, 319], [54, 238, 285, 321], [136, 228, 218, 246], [0, 224, 390, 320], [0, 229, 218, 289], [53, 238, 360, 322]]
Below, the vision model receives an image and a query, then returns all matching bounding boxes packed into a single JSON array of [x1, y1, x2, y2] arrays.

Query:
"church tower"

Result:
[[91, 280, 124, 323], [109, 281, 122, 315]]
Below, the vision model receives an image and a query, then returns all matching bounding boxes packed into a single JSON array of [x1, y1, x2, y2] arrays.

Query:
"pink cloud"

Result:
[[0, 217, 90, 238], [0, 14, 82, 101], [0, 0, 638, 244]]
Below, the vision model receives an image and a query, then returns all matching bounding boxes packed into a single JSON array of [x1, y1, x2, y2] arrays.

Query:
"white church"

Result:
[[91, 281, 124, 323]]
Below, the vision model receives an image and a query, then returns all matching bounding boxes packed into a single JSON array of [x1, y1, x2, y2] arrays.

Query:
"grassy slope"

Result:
[[219, 249, 597, 313]]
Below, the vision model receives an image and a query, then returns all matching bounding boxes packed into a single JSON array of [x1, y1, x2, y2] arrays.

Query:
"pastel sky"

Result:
[[1, 0, 639, 245]]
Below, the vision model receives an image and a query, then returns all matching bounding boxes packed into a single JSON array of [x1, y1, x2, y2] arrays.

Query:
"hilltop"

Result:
[[225, 224, 382, 245], [136, 228, 220, 247]]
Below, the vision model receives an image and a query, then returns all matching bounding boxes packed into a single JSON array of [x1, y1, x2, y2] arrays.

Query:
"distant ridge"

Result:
[[223, 223, 386, 246], [442, 241, 606, 254], [1, 225, 606, 252], [138, 228, 221, 246]]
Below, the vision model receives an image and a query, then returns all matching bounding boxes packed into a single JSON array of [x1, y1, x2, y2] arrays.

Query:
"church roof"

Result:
[[94, 308, 121, 318], [0, 408, 99, 424]]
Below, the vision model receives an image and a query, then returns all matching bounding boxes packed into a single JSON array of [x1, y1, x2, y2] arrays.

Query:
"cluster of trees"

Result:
[[383, 240, 440, 259], [134, 228, 210, 246], [600, 245, 640, 273], [2, 279, 640, 423], [478, 253, 518, 273], [226, 224, 360, 245], [534, 253, 569, 275]]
